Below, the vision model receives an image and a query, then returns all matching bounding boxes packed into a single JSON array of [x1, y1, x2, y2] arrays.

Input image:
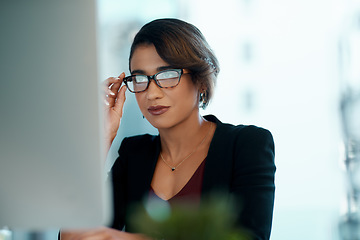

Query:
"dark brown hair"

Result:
[[129, 18, 219, 109]]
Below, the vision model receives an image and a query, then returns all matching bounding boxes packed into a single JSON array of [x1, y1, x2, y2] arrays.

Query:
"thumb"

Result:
[[113, 85, 127, 117]]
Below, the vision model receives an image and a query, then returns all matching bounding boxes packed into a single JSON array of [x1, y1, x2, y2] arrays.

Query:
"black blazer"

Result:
[[110, 115, 276, 240]]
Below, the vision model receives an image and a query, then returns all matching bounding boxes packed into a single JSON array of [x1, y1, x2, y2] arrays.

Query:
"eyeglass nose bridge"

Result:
[[146, 74, 163, 89]]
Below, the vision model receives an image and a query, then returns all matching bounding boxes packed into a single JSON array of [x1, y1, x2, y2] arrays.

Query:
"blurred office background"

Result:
[[98, 0, 360, 239]]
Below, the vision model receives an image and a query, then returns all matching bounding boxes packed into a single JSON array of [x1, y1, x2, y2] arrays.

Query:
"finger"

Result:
[[102, 75, 123, 107], [112, 85, 127, 118], [106, 72, 124, 91], [103, 78, 119, 96], [109, 72, 125, 95], [102, 79, 117, 107], [105, 89, 117, 108], [102, 90, 111, 107], [103, 74, 123, 87], [102, 73, 124, 96]]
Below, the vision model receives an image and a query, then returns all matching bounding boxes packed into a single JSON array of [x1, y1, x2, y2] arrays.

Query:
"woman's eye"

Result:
[[134, 76, 148, 83], [158, 71, 177, 80]]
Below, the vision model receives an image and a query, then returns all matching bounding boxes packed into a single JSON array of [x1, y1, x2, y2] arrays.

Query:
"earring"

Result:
[[199, 90, 207, 108]]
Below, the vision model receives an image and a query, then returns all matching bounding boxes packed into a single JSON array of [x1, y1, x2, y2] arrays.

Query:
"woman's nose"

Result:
[[146, 80, 163, 100]]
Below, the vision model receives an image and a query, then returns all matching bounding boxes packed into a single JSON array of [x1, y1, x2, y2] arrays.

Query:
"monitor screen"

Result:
[[0, 0, 111, 230]]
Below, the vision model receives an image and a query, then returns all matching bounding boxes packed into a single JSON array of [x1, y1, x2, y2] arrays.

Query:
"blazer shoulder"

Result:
[[205, 114, 272, 139], [204, 115, 274, 151], [122, 133, 158, 144], [230, 125, 275, 158], [119, 134, 159, 152], [217, 120, 273, 142], [234, 124, 273, 141]]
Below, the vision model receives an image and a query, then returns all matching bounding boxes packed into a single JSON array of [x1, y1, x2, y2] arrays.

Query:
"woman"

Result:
[[61, 18, 275, 240]]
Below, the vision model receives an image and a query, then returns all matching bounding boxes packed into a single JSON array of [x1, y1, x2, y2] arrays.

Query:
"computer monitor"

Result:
[[0, 0, 111, 230]]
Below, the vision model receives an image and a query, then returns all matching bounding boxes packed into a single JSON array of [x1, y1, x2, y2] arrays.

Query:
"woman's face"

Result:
[[130, 44, 200, 130]]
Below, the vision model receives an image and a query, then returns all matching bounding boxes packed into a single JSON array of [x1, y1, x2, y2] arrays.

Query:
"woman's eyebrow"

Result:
[[157, 65, 173, 71], [130, 65, 173, 75], [130, 69, 146, 75]]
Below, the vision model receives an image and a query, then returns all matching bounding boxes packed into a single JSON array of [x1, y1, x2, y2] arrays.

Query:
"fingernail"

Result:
[[104, 99, 109, 106], [109, 91, 115, 96]]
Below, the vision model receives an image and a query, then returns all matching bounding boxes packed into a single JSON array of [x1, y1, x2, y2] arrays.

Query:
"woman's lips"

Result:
[[147, 105, 170, 115]]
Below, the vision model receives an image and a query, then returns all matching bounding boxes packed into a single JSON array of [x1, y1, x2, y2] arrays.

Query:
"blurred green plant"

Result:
[[130, 193, 252, 240]]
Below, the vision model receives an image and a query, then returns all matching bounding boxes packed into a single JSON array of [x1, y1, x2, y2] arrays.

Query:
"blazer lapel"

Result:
[[202, 115, 233, 197], [128, 135, 160, 203]]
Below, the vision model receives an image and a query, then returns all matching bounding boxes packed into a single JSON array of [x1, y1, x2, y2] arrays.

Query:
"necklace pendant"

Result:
[[171, 168, 175, 171]]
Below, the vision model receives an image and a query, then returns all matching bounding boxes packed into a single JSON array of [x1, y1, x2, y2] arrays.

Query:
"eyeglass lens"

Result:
[[126, 69, 181, 93]]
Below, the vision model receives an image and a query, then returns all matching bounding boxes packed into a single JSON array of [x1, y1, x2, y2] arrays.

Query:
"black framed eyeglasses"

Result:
[[124, 69, 184, 93]]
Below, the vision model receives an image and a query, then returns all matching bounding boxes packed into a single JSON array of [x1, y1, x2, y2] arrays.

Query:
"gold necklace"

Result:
[[160, 122, 213, 172]]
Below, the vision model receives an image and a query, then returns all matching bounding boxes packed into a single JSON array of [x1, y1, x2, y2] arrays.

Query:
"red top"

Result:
[[149, 159, 206, 207]]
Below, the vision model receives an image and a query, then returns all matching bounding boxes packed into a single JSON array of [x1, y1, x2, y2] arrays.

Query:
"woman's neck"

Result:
[[158, 113, 210, 162]]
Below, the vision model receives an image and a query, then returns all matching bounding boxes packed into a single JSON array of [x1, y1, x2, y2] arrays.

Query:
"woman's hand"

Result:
[[60, 227, 151, 240], [103, 73, 127, 152]]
